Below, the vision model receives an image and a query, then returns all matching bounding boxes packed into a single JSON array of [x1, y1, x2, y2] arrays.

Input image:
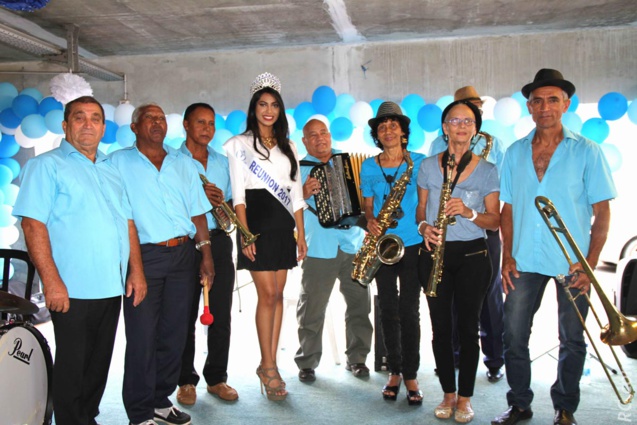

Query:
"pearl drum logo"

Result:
[[7, 336, 34, 365]]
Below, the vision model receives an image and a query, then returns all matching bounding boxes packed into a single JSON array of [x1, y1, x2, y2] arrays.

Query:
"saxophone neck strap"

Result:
[[442, 149, 472, 192]]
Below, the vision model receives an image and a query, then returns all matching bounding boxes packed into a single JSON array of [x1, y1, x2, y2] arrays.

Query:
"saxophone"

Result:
[[477, 131, 493, 160], [351, 151, 413, 286], [424, 153, 457, 297], [199, 174, 259, 248]]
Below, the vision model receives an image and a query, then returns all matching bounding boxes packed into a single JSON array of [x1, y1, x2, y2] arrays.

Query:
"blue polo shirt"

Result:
[[13, 140, 131, 299], [429, 133, 506, 174], [109, 143, 211, 244], [500, 127, 617, 276], [360, 152, 426, 247], [300, 150, 365, 258], [179, 142, 231, 231]]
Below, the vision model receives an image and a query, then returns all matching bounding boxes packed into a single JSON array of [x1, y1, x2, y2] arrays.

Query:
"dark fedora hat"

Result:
[[521, 68, 576, 99], [368, 101, 411, 128]]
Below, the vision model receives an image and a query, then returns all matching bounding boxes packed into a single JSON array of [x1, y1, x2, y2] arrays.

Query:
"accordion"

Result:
[[302, 153, 364, 229]]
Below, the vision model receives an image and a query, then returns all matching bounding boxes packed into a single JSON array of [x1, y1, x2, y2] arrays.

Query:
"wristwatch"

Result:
[[195, 240, 211, 251], [468, 209, 478, 222]]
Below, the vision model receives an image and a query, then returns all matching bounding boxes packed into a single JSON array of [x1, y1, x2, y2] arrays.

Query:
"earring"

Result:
[[401, 136, 407, 145], [443, 134, 449, 142]]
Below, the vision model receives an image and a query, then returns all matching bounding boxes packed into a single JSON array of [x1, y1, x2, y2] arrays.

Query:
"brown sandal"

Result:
[[256, 365, 287, 401]]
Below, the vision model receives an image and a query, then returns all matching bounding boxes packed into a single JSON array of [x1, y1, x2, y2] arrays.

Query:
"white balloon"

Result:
[[481, 96, 497, 120], [102, 104, 116, 122], [0, 225, 19, 245], [286, 113, 297, 134], [305, 114, 330, 129], [52, 135, 63, 149], [494, 97, 522, 127], [114, 103, 136, 126], [33, 132, 57, 156], [0, 123, 16, 135], [513, 115, 536, 140], [0, 205, 17, 226], [15, 127, 55, 149], [349, 101, 373, 128], [166, 113, 185, 140]]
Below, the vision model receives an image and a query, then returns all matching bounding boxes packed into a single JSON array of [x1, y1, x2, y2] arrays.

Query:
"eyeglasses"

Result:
[[445, 118, 476, 127]]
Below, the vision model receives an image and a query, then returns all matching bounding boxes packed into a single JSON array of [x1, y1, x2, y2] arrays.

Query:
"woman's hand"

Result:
[[366, 217, 382, 236], [241, 235, 257, 262], [444, 197, 470, 218], [421, 222, 443, 250], [297, 238, 308, 261]]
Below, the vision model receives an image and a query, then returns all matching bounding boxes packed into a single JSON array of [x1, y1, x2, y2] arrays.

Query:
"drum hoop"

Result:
[[0, 321, 54, 425]]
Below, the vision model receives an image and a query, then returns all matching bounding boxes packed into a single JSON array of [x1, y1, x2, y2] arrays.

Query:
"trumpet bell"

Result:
[[602, 315, 637, 346]]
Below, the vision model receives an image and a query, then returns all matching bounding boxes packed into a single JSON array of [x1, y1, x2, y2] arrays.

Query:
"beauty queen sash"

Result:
[[234, 138, 295, 218]]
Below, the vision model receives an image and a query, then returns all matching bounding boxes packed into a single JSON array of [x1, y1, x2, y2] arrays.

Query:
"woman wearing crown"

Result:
[[224, 72, 307, 401]]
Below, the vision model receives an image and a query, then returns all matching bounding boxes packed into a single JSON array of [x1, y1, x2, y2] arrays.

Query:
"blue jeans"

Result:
[[503, 272, 588, 412]]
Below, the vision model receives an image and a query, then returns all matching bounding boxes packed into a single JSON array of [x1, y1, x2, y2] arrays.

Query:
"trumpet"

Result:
[[199, 174, 259, 248], [535, 195, 637, 404]]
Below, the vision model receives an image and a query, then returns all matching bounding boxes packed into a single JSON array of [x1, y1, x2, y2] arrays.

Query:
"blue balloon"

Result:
[[21, 114, 48, 138], [1, 183, 19, 206], [581, 118, 610, 144], [408, 122, 425, 151], [330, 117, 354, 141], [0, 108, 21, 130], [0, 83, 18, 98], [215, 114, 226, 130], [628, 100, 637, 125], [0, 164, 13, 186], [211, 128, 233, 154], [312, 86, 337, 115], [0, 205, 15, 227], [107, 142, 123, 154], [567, 94, 579, 112], [293, 102, 316, 129], [102, 120, 118, 144], [38, 97, 63, 116], [511, 91, 530, 117], [334, 94, 356, 118], [417, 104, 442, 132], [44, 110, 64, 134], [0, 134, 19, 158], [116, 125, 136, 147], [290, 130, 305, 154], [20, 88, 43, 102], [12, 94, 38, 119], [362, 126, 376, 148], [369, 99, 384, 117], [401, 94, 425, 123], [562, 112, 583, 134], [0, 96, 14, 112], [225, 110, 247, 135], [481, 119, 507, 142], [0, 159, 19, 180], [598, 92, 628, 121], [435, 95, 454, 111], [600, 143, 622, 173]]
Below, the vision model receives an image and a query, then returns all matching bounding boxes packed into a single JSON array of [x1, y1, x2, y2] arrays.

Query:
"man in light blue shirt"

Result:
[[110, 103, 214, 425], [493, 69, 616, 425], [176, 103, 238, 405], [429, 86, 507, 383], [294, 118, 372, 382], [13, 96, 146, 425]]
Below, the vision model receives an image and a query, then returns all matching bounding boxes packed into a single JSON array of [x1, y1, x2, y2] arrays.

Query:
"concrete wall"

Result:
[[4, 26, 636, 115]]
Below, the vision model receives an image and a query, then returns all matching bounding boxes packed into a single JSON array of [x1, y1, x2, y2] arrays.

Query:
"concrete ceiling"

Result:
[[1, 0, 636, 62]]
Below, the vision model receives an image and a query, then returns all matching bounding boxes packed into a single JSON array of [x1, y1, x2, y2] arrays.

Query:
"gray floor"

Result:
[[36, 265, 637, 424]]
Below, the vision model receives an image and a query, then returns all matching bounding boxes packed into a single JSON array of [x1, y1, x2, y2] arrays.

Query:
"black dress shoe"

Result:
[[298, 368, 316, 382], [487, 367, 504, 382], [346, 362, 370, 377], [554, 409, 577, 425], [491, 406, 533, 425]]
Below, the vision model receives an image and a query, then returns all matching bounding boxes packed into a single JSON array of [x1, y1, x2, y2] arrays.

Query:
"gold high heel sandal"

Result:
[[256, 366, 287, 401], [454, 399, 474, 423], [434, 397, 457, 419]]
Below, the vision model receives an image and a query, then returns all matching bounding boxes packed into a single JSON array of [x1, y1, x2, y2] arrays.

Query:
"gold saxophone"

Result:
[[424, 153, 457, 297], [199, 174, 259, 248], [477, 131, 493, 160], [351, 151, 413, 286]]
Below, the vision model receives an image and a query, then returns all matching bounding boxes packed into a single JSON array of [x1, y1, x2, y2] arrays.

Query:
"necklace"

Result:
[[262, 136, 276, 149], [378, 154, 403, 184]]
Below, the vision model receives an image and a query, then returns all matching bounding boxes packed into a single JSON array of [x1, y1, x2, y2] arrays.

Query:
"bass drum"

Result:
[[0, 322, 53, 425], [616, 257, 637, 358]]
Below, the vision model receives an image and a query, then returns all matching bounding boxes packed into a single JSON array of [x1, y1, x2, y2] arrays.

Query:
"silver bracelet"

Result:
[[195, 239, 211, 251], [417, 220, 429, 236]]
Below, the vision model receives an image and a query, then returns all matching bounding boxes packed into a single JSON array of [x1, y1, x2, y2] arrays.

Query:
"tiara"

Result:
[[250, 72, 281, 95]]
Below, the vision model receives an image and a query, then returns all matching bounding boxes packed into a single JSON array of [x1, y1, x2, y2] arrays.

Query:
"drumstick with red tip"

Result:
[[199, 277, 214, 325]]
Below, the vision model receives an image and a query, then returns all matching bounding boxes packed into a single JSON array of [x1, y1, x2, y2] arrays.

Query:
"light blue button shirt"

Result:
[[360, 152, 426, 247], [179, 142, 231, 230], [500, 127, 617, 276], [429, 133, 506, 175], [13, 140, 131, 299], [301, 150, 365, 258], [109, 143, 212, 244]]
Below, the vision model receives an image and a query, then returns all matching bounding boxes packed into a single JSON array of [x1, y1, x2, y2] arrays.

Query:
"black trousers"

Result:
[[375, 244, 421, 380], [123, 242, 197, 423], [50, 296, 121, 425], [424, 238, 492, 397], [179, 230, 235, 387]]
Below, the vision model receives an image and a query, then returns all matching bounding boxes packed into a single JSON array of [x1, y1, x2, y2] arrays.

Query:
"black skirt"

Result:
[[237, 189, 297, 271]]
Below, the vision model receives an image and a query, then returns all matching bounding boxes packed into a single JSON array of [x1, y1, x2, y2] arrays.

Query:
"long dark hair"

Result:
[[243, 87, 297, 181]]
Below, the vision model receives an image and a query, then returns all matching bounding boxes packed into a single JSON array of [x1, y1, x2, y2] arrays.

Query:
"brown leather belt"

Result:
[[154, 236, 189, 247]]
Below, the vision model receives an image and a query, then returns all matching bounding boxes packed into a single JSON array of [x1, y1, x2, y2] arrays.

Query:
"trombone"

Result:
[[535, 195, 637, 404]]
